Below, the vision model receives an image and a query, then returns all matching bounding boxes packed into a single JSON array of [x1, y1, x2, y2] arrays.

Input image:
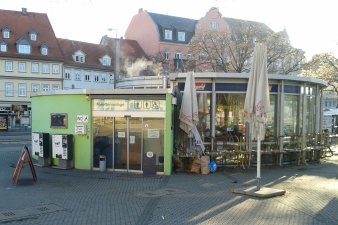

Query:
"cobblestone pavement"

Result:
[[0, 143, 337, 225]]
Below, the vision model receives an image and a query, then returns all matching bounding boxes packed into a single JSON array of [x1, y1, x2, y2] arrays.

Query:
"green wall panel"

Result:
[[31, 94, 92, 170]]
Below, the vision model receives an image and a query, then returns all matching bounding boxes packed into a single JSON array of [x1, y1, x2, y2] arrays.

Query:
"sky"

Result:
[[3, 0, 338, 61]]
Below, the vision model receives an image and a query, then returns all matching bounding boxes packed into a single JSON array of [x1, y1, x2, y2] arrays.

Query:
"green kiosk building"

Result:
[[31, 89, 174, 175]]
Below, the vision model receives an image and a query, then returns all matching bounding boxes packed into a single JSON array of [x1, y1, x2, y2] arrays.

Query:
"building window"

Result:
[[52, 84, 60, 90], [18, 44, 31, 54], [76, 55, 84, 63], [42, 84, 49, 92], [177, 32, 186, 42], [5, 61, 13, 72], [52, 64, 60, 74], [101, 56, 111, 66], [85, 74, 91, 81], [32, 84, 40, 93], [64, 70, 71, 80], [187, 52, 193, 59], [30, 32, 37, 41], [164, 29, 172, 40], [42, 64, 49, 73], [175, 52, 182, 59], [101, 74, 107, 82], [211, 21, 219, 30], [94, 74, 99, 82], [3, 29, 10, 39], [18, 83, 27, 97], [31, 63, 39, 73], [0, 42, 7, 52], [109, 74, 114, 83], [41, 46, 48, 55], [18, 62, 26, 73], [5, 83, 14, 96], [164, 50, 170, 61], [75, 72, 81, 81]]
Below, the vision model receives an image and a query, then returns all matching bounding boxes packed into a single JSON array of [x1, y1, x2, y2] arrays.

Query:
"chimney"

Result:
[[21, 8, 28, 16], [114, 38, 121, 89], [138, 8, 143, 14]]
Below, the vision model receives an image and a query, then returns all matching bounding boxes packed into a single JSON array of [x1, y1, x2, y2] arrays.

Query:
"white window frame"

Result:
[[3, 30, 10, 39], [75, 72, 81, 81], [94, 74, 99, 82], [42, 84, 49, 92], [102, 56, 111, 66], [64, 70, 71, 80], [164, 50, 170, 61], [31, 63, 39, 73], [109, 74, 114, 83], [18, 83, 27, 97], [31, 84, 40, 93], [5, 83, 14, 97], [52, 64, 60, 74], [164, 29, 172, 40], [42, 64, 49, 74], [5, 61, 13, 72], [18, 62, 26, 73], [41, 46, 48, 55], [0, 42, 7, 52], [18, 44, 31, 54], [175, 52, 182, 59], [85, 74, 91, 82], [177, 31, 186, 42], [76, 55, 84, 63], [52, 84, 60, 90], [101, 74, 107, 83], [30, 33, 37, 41]]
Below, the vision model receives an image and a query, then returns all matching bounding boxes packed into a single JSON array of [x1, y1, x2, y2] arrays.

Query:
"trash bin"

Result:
[[99, 155, 106, 171]]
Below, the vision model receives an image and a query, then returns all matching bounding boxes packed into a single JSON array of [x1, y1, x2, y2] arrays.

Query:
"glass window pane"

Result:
[[284, 95, 300, 136], [215, 93, 246, 144]]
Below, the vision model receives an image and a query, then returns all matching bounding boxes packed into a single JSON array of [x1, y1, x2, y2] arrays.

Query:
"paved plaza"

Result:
[[0, 142, 338, 225]]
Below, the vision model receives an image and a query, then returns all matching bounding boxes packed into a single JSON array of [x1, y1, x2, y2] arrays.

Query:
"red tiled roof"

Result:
[[57, 38, 115, 71], [0, 8, 63, 61], [100, 35, 148, 60]]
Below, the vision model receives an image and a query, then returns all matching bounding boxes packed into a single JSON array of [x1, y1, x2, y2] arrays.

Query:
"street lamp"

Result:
[[107, 28, 118, 38]]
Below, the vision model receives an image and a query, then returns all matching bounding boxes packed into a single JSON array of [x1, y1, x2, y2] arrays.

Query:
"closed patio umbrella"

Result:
[[244, 43, 270, 190], [179, 72, 205, 152]]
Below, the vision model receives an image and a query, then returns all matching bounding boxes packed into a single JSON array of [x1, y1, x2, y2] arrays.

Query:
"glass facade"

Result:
[[173, 73, 326, 158], [92, 98, 166, 173]]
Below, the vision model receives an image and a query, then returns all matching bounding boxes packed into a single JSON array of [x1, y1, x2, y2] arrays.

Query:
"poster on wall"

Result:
[[0, 116, 8, 131], [148, 129, 160, 138]]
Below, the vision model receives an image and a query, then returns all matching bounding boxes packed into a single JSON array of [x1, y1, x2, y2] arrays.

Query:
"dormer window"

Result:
[[100, 55, 111, 66], [30, 31, 37, 41], [17, 38, 31, 54], [0, 41, 7, 52], [73, 51, 86, 63], [2, 28, 10, 39], [76, 55, 84, 63], [164, 29, 172, 40], [40, 44, 48, 55], [177, 31, 185, 42]]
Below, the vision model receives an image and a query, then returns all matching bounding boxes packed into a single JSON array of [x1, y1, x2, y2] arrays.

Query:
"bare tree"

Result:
[[188, 30, 232, 72], [227, 20, 266, 73], [303, 53, 338, 95], [266, 30, 305, 74], [149, 22, 305, 75]]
